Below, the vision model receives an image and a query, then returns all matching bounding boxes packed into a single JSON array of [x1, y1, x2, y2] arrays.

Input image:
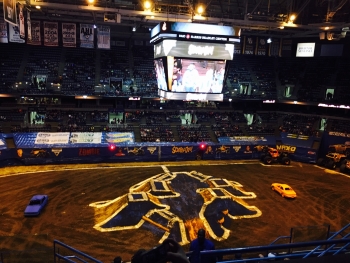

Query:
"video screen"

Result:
[[167, 57, 226, 93], [154, 58, 167, 91]]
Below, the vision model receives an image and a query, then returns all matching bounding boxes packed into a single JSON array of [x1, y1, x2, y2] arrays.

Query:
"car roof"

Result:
[[31, 195, 47, 200], [273, 183, 291, 188]]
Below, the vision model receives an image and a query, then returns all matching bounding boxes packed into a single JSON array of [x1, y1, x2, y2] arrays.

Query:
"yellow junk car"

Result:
[[271, 183, 297, 198]]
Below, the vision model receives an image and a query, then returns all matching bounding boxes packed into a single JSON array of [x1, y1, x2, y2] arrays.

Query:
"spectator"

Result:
[[189, 229, 216, 263]]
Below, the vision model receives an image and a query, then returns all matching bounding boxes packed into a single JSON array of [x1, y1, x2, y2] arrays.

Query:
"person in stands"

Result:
[[189, 229, 216, 263]]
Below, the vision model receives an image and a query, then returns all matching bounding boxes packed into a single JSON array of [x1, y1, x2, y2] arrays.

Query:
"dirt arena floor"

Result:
[[0, 160, 349, 262]]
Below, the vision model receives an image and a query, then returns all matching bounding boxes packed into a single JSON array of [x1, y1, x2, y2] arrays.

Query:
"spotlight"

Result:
[[267, 38, 272, 43], [93, 24, 97, 29], [132, 26, 136, 32]]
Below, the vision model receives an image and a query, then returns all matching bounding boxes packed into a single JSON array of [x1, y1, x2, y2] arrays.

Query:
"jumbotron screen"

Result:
[[154, 58, 167, 91], [167, 57, 226, 93]]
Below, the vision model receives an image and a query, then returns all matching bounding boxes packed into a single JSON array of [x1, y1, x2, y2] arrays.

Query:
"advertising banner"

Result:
[[0, 20, 8, 43], [44, 21, 58, 46], [9, 24, 25, 43], [62, 23, 76, 47], [3, 0, 17, 25], [97, 25, 110, 49], [34, 133, 70, 144], [28, 20, 41, 45], [70, 132, 102, 144], [80, 23, 94, 48]]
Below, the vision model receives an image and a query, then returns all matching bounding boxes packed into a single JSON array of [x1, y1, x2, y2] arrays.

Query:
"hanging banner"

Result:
[[27, 10, 32, 43], [234, 42, 241, 55], [3, 0, 17, 26], [9, 24, 25, 43], [28, 20, 41, 45], [256, 37, 267, 56], [0, 20, 8, 43], [80, 23, 94, 48], [243, 36, 256, 55], [44, 21, 58, 46], [270, 38, 280, 57], [97, 25, 110, 49], [62, 23, 76, 47], [18, 4, 25, 39], [281, 39, 292, 57]]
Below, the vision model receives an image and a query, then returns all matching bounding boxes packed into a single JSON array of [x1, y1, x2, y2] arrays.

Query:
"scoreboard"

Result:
[[151, 22, 240, 101]]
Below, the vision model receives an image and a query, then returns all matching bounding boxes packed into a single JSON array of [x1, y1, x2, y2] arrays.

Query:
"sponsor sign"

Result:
[[34, 133, 70, 144]]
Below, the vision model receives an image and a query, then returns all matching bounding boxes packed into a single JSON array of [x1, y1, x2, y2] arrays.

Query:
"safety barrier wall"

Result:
[[0, 132, 323, 166]]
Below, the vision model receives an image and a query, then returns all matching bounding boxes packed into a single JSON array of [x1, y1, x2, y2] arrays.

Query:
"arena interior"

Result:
[[1, 0, 350, 262]]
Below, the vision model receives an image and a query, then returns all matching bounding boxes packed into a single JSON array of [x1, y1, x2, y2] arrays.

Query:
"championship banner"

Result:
[[270, 38, 280, 57], [0, 20, 8, 43], [9, 24, 25, 43], [62, 23, 76, 47], [256, 37, 267, 56], [281, 39, 292, 57], [28, 20, 41, 45], [27, 11, 32, 43], [18, 4, 25, 39], [97, 25, 110, 49], [234, 42, 241, 55], [44, 21, 58, 46], [3, 0, 17, 26], [80, 24, 94, 48], [243, 36, 256, 55]]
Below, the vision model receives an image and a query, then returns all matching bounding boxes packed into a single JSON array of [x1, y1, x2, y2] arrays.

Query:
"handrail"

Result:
[[54, 240, 103, 263], [268, 235, 291, 245], [318, 231, 350, 257], [303, 222, 350, 258], [199, 238, 350, 260]]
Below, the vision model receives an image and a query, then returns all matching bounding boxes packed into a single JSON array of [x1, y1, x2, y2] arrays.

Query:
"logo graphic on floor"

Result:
[[89, 170, 262, 245]]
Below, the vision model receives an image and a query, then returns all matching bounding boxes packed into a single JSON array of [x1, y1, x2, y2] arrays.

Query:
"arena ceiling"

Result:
[[2, 0, 350, 39]]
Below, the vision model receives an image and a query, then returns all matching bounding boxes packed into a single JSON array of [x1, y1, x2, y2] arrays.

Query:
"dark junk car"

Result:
[[24, 195, 48, 216]]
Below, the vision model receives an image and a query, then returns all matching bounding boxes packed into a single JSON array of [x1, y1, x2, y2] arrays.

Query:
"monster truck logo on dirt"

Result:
[[89, 170, 262, 245]]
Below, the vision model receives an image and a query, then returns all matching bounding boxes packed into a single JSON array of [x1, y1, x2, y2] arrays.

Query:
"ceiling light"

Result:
[[197, 5, 204, 15], [132, 26, 136, 32], [324, 26, 329, 30], [267, 38, 272, 43], [35, 5, 41, 9]]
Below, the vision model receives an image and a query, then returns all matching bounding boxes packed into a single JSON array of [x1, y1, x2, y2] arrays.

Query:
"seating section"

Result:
[[0, 109, 26, 122], [177, 125, 211, 142], [0, 43, 26, 93], [132, 46, 158, 97], [62, 48, 96, 95], [99, 46, 130, 96], [279, 114, 320, 136], [140, 124, 175, 142]]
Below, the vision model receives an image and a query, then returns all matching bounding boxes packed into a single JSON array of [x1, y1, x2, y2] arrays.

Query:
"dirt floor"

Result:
[[0, 160, 349, 263]]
